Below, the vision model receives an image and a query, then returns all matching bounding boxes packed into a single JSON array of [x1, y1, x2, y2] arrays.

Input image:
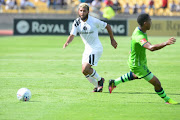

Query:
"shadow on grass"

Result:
[[17, 101, 41, 103], [103, 92, 180, 105], [103, 91, 180, 96], [28, 101, 41, 102]]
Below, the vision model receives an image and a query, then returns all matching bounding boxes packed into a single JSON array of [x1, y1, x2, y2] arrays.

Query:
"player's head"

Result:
[[137, 14, 152, 30], [78, 3, 89, 21]]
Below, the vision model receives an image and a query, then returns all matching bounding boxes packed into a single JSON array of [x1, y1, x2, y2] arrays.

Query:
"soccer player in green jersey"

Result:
[[108, 13, 178, 104]]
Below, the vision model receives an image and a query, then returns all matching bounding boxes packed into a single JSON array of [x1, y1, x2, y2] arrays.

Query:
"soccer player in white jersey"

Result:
[[63, 3, 117, 92]]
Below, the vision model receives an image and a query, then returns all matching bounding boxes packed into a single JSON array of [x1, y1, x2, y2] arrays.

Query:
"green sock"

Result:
[[155, 88, 170, 102], [114, 71, 134, 86]]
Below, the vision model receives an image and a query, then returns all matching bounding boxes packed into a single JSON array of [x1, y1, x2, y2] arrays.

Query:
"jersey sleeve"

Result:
[[95, 18, 107, 30], [137, 35, 148, 46], [70, 20, 78, 36]]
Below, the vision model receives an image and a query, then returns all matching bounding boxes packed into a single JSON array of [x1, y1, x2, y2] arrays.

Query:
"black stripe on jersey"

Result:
[[89, 54, 95, 65], [89, 55, 91, 65], [74, 18, 81, 27], [92, 54, 95, 65], [141, 72, 152, 79]]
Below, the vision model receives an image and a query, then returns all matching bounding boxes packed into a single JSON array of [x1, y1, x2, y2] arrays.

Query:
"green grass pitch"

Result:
[[0, 36, 180, 120]]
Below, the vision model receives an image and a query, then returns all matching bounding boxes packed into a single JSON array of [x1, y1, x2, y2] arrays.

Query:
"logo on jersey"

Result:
[[140, 38, 147, 44], [83, 26, 87, 30]]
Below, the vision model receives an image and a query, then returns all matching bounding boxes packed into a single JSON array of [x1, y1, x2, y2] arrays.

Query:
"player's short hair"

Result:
[[137, 14, 150, 26], [78, 3, 89, 11]]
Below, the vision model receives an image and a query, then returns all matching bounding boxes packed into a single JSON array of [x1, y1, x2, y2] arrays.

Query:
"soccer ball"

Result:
[[17, 88, 31, 101]]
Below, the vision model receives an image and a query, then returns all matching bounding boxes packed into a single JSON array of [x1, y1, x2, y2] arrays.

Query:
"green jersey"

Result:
[[128, 27, 148, 68]]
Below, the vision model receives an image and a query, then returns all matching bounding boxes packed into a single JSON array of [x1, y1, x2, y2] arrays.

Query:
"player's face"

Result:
[[78, 7, 89, 21], [145, 17, 152, 30]]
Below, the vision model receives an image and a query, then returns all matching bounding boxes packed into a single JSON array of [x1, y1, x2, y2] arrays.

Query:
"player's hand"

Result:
[[63, 43, 68, 49], [111, 39, 118, 49], [166, 37, 176, 45]]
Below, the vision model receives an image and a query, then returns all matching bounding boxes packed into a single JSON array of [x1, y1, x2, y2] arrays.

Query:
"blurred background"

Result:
[[0, 0, 180, 36]]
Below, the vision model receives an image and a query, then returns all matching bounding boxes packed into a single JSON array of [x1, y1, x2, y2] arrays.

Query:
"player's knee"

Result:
[[82, 67, 87, 75], [82, 66, 90, 75], [82, 63, 92, 75]]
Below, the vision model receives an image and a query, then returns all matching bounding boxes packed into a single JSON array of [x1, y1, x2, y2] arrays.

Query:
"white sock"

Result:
[[90, 69, 101, 81], [86, 75, 98, 88]]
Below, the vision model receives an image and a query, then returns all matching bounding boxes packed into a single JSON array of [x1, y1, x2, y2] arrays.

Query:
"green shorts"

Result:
[[130, 65, 154, 81]]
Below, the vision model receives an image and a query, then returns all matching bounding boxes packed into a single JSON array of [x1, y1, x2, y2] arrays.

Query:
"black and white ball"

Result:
[[17, 88, 31, 101]]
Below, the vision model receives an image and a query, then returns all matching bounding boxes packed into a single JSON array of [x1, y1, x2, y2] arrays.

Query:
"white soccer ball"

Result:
[[17, 88, 31, 101]]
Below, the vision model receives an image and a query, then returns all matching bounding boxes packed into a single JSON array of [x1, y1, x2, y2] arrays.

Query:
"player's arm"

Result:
[[63, 34, 74, 48], [106, 24, 118, 49], [143, 37, 176, 51]]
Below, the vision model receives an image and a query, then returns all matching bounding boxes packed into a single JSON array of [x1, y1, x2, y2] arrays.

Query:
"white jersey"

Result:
[[70, 15, 107, 54]]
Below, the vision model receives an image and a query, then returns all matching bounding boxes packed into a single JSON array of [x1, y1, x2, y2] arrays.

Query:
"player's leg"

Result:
[[82, 63, 98, 92], [109, 65, 151, 93], [88, 52, 105, 92], [114, 71, 138, 85], [148, 75, 178, 104], [89, 67, 104, 92], [82, 63, 104, 92], [82, 52, 104, 92], [82, 63, 93, 76], [109, 71, 139, 93], [85, 74, 98, 92]]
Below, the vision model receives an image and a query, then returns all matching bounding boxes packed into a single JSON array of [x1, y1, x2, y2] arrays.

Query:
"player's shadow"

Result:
[[104, 91, 180, 96], [104, 92, 180, 105]]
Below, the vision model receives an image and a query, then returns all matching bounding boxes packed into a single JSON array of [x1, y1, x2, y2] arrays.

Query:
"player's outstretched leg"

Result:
[[149, 75, 178, 104], [155, 88, 178, 105], [109, 71, 135, 93]]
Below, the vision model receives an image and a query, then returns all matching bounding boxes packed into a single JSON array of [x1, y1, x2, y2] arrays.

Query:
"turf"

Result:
[[0, 36, 180, 120]]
